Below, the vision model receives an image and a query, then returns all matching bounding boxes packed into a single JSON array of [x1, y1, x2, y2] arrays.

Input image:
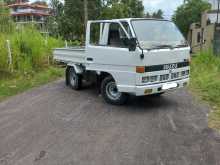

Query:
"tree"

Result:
[[62, 0, 102, 40], [60, 0, 144, 41], [121, 0, 144, 18], [152, 9, 163, 19], [145, 9, 164, 19], [101, 0, 144, 19], [0, 1, 14, 33], [100, 2, 129, 19], [145, 12, 151, 18], [172, 0, 211, 36], [46, 0, 64, 37], [50, 0, 63, 17]]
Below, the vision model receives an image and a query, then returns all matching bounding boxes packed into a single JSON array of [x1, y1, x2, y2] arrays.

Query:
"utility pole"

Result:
[[84, 0, 88, 30], [217, 0, 220, 24]]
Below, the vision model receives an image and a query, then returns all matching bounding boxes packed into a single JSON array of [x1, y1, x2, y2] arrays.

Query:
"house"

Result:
[[188, 0, 220, 55], [7, 0, 51, 33]]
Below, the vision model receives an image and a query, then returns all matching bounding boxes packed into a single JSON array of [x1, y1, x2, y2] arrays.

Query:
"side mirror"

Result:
[[128, 38, 137, 51]]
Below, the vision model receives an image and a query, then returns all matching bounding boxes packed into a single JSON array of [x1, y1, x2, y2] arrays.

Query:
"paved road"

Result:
[[0, 79, 220, 165]]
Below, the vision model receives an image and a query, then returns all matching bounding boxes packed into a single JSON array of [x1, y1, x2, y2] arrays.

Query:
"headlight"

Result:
[[142, 76, 158, 83], [181, 70, 190, 76]]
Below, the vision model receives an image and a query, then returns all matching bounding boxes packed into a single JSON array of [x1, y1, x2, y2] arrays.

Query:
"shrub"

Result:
[[190, 51, 220, 129], [190, 51, 220, 112], [0, 26, 64, 74]]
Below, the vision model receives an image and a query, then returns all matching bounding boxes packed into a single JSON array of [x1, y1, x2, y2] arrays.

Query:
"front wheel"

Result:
[[101, 76, 128, 105]]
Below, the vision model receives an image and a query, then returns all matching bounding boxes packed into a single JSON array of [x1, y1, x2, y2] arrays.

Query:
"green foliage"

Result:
[[0, 67, 64, 101], [0, 26, 64, 74], [190, 51, 220, 130], [62, 0, 144, 41], [0, 2, 14, 33], [100, 2, 129, 19], [47, 0, 64, 37], [172, 0, 211, 37], [120, 0, 144, 18], [0, 34, 8, 70], [62, 0, 84, 40], [145, 9, 164, 19]]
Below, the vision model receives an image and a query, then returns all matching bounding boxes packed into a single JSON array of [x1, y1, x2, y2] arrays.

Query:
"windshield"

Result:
[[131, 20, 187, 50]]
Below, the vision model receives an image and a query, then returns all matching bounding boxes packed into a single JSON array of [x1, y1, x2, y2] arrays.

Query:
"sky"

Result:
[[143, 0, 184, 19]]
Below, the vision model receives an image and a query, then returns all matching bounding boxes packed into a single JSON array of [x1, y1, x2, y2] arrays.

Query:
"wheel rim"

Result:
[[70, 69, 77, 86], [105, 82, 122, 101]]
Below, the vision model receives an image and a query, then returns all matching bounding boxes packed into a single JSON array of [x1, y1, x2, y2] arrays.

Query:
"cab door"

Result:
[[86, 21, 137, 91]]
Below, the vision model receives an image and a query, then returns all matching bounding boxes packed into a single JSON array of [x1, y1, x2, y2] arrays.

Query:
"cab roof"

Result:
[[88, 18, 170, 23]]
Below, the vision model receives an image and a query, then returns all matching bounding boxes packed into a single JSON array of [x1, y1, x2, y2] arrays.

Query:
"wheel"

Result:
[[101, 76, 128, 105], [67, 67, 82, 90]]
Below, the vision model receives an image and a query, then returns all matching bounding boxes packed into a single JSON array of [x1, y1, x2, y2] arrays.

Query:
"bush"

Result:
[[0, 34, 8, 70], [190, 51, 220, 129], [0, 26, 64, 74], [191, 51, 220, 104]]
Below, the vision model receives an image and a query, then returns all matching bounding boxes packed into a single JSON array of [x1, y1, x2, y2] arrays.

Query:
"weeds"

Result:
[[190, 51, 220, 130], [0, 67, 64, 101], [0, 26, 64, 74]]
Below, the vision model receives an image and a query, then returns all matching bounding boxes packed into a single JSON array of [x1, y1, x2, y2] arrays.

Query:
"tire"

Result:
[[67, 67, 82, 90], [101, 76, 128, 105]]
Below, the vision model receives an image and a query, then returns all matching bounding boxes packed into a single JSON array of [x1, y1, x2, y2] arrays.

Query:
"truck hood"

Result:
[[135, 47, 190, 66]]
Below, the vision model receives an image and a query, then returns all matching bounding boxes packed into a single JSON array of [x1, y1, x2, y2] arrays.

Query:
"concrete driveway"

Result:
[[0, 79, 220, 165]]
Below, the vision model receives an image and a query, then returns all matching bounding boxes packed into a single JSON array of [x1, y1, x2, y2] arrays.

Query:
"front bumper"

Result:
[[118, 78, 189, 96]]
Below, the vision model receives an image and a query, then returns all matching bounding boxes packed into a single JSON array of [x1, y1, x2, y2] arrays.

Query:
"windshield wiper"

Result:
[[147, 44, 174, 51], [173, 44, 189, 48]]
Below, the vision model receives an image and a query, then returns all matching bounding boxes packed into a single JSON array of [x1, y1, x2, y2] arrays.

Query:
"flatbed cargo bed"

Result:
[[53, 47, 86, 64]]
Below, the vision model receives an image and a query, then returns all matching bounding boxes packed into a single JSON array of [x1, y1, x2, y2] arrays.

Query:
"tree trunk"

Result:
[[84, 0, 88, 30]]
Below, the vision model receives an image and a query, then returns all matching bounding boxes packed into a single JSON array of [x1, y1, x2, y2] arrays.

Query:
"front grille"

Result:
[[171, 72, 180, 79], [142, 70, 189, 84], [145, 62, 189, 72], [181, 70, 190, 76], [160, 74, 169, 81]]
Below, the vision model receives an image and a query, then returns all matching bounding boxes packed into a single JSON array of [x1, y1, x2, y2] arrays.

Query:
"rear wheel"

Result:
[[101, 76, 128, 105], [67, 67, 82, 90]]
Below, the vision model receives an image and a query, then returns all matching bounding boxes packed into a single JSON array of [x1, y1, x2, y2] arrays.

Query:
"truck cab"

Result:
[[53, 18, 190, 105]]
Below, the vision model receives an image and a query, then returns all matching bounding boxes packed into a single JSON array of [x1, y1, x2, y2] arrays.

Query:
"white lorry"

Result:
[[53, 18, 190, 105]]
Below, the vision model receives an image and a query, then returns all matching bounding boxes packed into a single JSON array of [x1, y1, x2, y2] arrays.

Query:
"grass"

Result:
[[190, 51, 220, 130], [0, 10, 66, 102], [0, 27, 64, 73], [0, 67, 64, 102]]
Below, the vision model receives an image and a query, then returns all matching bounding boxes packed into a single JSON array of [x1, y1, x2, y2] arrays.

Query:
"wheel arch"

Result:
[[67, 63, 84, 74], [66, 64, 84, 85], [98, 71, 120, 85]]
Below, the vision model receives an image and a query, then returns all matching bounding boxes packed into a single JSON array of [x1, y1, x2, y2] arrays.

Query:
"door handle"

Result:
[[86, 57, 93, 61]]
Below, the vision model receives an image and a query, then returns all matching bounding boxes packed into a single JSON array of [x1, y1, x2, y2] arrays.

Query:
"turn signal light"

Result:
[[136, 66, 145, 73]]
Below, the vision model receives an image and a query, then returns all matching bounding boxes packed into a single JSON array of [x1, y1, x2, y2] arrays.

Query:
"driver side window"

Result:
[[108, 23, 129, 48]]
